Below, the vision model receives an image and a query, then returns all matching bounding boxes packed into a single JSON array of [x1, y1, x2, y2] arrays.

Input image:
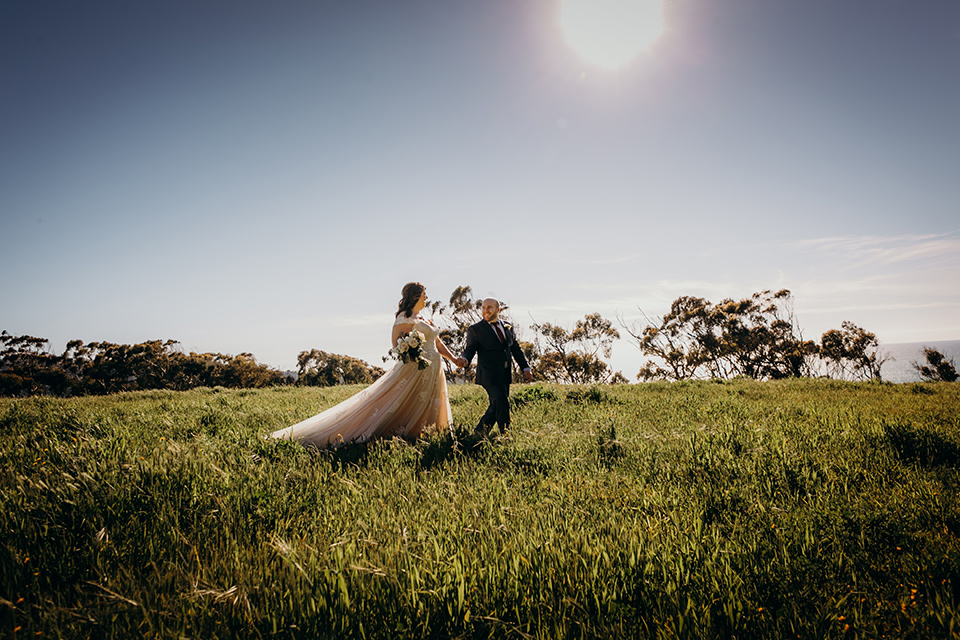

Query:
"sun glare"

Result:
[[560, 0, 664, 69]]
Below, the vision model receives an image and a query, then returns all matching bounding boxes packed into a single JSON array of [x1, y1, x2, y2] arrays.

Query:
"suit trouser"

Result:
[[479, 379, 510, 429]]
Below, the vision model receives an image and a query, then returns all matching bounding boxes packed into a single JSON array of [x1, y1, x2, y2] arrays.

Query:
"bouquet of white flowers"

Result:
[[390, 330, 431, 370]]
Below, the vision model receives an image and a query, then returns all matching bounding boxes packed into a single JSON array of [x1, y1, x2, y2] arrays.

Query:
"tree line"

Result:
[[625, 289, 955, 383], [2, 286, 955, 397], [628, 289, 877, 382], [0, 334, 288, 397]]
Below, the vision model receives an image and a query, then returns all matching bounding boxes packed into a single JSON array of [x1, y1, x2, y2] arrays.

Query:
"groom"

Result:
[[459, 297, 532, 434]]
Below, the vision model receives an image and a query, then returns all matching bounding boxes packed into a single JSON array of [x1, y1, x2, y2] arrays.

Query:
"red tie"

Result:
[[493, 322, 506, 343]]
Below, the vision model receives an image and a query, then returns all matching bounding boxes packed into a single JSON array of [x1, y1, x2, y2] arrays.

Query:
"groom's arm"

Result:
[[507, 328, 531, 375], [461, 325, 479, 365]]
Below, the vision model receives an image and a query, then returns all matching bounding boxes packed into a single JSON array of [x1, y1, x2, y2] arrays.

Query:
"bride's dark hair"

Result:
[[396, 282, 426, 318]]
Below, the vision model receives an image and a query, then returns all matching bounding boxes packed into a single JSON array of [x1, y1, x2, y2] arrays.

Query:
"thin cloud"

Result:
[[802, 300, 958, 315], [288, 313, 390, 331], [554, 253, 645, 266], [794, 232, 960, 265]]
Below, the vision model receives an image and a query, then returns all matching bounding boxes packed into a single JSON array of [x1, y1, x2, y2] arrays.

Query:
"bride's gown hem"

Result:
[[270, 316, 452, 448]]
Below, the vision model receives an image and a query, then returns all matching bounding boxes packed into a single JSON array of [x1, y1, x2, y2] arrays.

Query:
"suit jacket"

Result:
[[462, 320, 530, 387]]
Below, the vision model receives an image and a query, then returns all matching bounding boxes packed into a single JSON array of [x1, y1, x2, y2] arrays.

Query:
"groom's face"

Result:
[[481, 299, 500, 323]]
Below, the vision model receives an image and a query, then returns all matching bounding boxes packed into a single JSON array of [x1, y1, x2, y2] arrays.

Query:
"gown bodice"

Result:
[[394, 315, 440, 358]]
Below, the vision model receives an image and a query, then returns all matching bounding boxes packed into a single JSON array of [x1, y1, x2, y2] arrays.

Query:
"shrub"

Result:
[[913, 346, 959, 382]]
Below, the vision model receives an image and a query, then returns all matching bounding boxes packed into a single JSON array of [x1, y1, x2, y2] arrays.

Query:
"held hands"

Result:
[[448, 357, 529, 377]]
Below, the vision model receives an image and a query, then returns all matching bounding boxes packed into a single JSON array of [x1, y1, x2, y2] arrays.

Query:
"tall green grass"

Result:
[[1, 380, 958, 638]]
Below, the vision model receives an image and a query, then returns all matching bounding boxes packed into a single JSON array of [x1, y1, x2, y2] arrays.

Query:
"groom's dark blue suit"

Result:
[[462, 319, 529, 431]]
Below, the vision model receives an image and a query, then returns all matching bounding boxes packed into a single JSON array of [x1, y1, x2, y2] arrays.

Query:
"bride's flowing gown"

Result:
[[270, 315, 452, 447]]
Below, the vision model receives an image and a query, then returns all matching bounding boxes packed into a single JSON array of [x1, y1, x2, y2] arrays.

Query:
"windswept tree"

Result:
[[0, 331, 74, 396], [624, 296, 717, 381], [199, 352, 286, 388], [625, 290, 817, 381], [530, 313, 624, 384], [74, 340, 178, 394], [714, 290, 818, 380], [72, 340, 286, 393], [1, 331, 285, 396], [819, 321, 887, 381], [912, 347, 958, 382], [297, 350, 384, 387]]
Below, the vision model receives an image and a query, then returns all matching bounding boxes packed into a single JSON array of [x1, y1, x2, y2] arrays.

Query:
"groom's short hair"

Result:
[[482, 297, 500, 309]]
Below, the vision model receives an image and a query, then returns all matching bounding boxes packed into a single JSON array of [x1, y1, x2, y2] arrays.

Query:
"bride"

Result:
[[270, 282, 465, 447]]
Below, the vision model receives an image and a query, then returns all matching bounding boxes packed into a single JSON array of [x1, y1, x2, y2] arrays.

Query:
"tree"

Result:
[[530, 313, 624, 384], [197, 351, 286, 388], [818, 321, 887, 381], [2, 331, 287, 396], [1, 331, 76, 396], [75, 340, 179, 393], [912, 347, 958, 382], [626, 297, 711, 381], [713, 290, 818, 380], [297, 349, 384, 387], [625, 290, 817, 381]]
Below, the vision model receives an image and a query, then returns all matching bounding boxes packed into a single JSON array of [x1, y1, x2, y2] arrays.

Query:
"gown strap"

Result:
[[393, 315, 418, 327]]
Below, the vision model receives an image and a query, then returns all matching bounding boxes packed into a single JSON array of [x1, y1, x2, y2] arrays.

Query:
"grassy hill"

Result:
[[1, 380, 958, 639]]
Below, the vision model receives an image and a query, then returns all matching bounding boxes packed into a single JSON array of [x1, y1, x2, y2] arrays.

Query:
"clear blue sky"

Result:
[[3, 0, 958, 379]]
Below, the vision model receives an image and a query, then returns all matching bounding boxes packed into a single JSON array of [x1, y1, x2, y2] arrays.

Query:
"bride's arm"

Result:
[[435, 337, 458, 362], [392, 322, 413, 347]]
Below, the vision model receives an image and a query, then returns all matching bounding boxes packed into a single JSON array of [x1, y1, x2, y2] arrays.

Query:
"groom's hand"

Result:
[[523, 370, 533, 382], [454, 357, 468, 369]]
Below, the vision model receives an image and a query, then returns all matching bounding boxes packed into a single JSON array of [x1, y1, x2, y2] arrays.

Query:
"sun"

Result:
[[559, 0, 665, 69]]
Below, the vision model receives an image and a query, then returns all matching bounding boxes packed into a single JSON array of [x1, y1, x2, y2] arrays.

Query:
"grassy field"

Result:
[[1, 379, 958, 639]]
